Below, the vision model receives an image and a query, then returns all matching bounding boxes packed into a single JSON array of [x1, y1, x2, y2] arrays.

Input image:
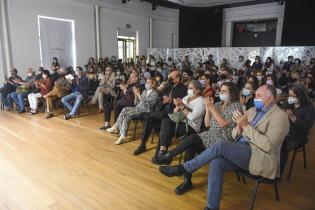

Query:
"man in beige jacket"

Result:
[[159, 85, 289, 210]]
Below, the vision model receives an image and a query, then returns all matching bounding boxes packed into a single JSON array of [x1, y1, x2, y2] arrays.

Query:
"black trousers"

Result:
[[140, 116, 161, 146], [169, 134, 206, 162], [155, 117, 196, 156], [103, 94, 112, 122]]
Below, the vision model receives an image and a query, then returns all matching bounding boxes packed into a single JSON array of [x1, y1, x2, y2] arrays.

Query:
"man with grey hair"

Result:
[[159, 85, 290, 210]]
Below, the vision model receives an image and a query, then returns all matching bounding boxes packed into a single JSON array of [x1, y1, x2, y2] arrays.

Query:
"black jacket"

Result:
[[285, 103, 315, 151]]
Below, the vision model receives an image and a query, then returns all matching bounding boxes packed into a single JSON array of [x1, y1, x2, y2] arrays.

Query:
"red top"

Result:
[[39, 78, 54, 95]]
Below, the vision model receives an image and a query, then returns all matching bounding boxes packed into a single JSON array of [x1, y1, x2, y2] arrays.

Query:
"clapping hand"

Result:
[[163, 95, 172, 104], [173, 98, 183, 107], [232, 110, 248, 128], [204, 97, 214, 110]]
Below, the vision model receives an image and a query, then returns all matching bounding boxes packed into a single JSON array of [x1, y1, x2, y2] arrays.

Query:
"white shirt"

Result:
[[182, 96, 206, 133], [146, 89, 153, 97]]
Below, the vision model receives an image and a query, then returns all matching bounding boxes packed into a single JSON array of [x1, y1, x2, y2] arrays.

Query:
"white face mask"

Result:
[[187, 89, 194, 97], [75, 71, 80, 77], [219, 93, 230, 102], [288, 96, 298, 104], [27, 72, 33, 77], [257, 75, 263, 81], [266, 80, 273, 86], [145, 83, 151, 90], [42, 74, 47, 79]]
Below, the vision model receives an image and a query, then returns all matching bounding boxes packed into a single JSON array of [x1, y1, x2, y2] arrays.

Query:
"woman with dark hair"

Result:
[[27, 70, 53, 114], [154, 82, 242, 195], [266, 74, 282, 102], [200, 74, 214, 98], [252, 56, 263, 70], [240, 81, 256, 112], [283, 84, 315, 154], [51, 57, 60, 69], [263, 56, 275, 75]]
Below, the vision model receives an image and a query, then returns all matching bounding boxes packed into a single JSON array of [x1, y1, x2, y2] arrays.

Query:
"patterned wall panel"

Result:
[[147, 46, 315, 69]]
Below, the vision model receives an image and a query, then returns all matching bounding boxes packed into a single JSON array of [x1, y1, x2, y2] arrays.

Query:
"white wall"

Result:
[[98, 0, 179, 57], [152, 19, 178, 49], [0, 0, 178, 80], [7, 0, 95, 77], [100, 8, 149, 57], [222, 2, 285, 47]]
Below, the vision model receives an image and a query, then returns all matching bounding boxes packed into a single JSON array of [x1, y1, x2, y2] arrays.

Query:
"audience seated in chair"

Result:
[[155, 82, 242, 195], [90, 66, 116, 113], [43, 68, 71, 119], [28, 70, 53, 115], [106, 77, 159, 145], [0, 68, 23, 111], [133, 70, 187, 156], [10, 68, 36, 113], [62, 67, 89, 120], [99, 72, 139, 130], [159, 85, 289, 210]]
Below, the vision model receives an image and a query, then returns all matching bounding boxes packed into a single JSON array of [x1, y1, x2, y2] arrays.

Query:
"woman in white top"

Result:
[[151, 80, 206, 163]]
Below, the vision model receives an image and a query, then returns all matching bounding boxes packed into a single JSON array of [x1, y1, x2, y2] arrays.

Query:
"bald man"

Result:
[[159, 85, 289, 210]]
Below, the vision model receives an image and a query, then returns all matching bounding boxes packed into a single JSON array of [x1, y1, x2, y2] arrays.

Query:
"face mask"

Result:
[[157, 68, 162, 72], [266, 80, 273, 86], [257, 75, 263, 81], [145, 83, 151, 90], [288, 59, 293, 62], [27, 72, 33, 77], [117, 72, 121, 76], [266, 59, 270, 63], [255, 59, 259, 63], [75, 71, 80, 76], [254, 98, 264, 110], [168, 78, 174, 85], [287, 96, 298, 105], [310, 60, 315, 65], [242, 88, 252, 97], [199, 80, 205, 86], [220, 74, 227, 80], [291, 78, 297, 83], [105, 71, 111, 75], [187, 89, 194, 97], [295, 60, 299, 64], [219, 93, 230, 102], [42, 75, 47, 79]]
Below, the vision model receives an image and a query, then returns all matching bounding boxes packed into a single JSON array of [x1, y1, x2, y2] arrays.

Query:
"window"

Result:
[[38, 15, 76, 68]]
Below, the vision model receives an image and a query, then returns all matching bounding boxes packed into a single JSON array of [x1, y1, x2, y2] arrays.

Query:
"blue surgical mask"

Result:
[[242, 88, 252, 97], [254, 98, 264, 110]]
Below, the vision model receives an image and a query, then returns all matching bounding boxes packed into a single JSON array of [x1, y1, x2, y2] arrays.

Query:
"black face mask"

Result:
[[220, 74, 227, 80], [168, 78, 174, 86], [291, 78, 297, 83]]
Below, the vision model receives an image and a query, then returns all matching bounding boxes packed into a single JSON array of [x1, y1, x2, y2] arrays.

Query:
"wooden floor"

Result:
[[0, 109, 314, 210]]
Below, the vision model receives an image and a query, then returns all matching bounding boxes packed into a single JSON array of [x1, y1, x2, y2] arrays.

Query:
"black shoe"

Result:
[[153, 153, 173, 165], [133, 145, 147, 156], [99, 125, 111, 130], [151, 151, 168, 165], [175, 181, 193, 195], [159, 164, 188, 177], [64, 114, 72, 120], [204, 207, 215, 210]]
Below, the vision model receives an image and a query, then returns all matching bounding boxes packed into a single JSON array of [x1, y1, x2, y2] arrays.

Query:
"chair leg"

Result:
[[302, 146, 307, 169], [178, 152, 183, 164], [236, 173, 241, 182], [151, 130, 155, 144], [249, 181, 259, 210], [273, 180, 280, 201], [287, 150, 297, 180], [242, 176, 247, 184], [133, 120, 138, 141]]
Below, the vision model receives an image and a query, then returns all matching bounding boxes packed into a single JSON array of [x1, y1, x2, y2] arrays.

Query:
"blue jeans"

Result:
[[61, 92, 83, 116], [11, 92, 28, 111], [183, 141, 252, 210], [0, 92, 14, 109]]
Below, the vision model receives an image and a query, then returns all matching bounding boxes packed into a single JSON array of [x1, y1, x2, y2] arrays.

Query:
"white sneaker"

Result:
[[115, 136, 126, 145], [106, 126, 118, 134]]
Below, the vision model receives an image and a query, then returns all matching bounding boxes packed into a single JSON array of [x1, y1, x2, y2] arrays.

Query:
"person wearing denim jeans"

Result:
[[61, 67, 88, 120], [159, 85, 290, 210]]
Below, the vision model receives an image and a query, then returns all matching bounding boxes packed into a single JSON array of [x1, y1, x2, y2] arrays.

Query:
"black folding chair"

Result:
[[235, 143, 288, 210]]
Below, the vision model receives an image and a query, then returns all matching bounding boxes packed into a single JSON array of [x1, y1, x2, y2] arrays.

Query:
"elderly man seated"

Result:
[[159, 85, 290, 210]]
